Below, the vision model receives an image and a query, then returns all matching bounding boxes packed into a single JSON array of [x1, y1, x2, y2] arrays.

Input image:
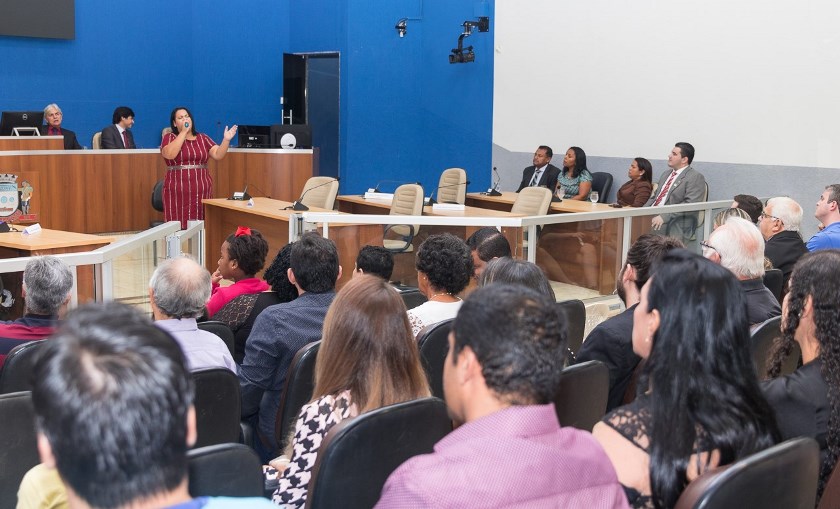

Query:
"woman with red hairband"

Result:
[[206, 226, 270, 318]]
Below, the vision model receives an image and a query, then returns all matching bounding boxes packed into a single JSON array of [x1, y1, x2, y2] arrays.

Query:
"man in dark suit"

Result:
[[38, 103, 82, 150], [576, 234, 684, 411], [516, 145, 561, 192], [100, 106, 136, 149], [646, 142, 707, 242], [760, 196, 808, 290]]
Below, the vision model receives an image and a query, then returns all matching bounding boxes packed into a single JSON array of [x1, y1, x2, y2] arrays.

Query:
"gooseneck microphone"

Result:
[[368, 180, 407, 193], [287, 178, 340, 211], [425, 180, 470, 205], [486, 167, 502, 196]]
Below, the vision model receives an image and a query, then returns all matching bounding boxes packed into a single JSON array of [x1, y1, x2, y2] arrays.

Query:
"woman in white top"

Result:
[[407, 233, 473, 337]]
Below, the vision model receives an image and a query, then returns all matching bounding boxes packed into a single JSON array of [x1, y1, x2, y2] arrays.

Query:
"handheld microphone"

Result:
[[288, 177, 340, 211], [184, 122, 190, 128], [485, 167, 502, 196], [425, 180, 470, 205]]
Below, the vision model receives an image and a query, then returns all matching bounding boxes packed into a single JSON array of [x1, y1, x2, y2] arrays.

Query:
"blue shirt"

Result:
[[807, 221, 840, 251], [238, 291, 335, 450]]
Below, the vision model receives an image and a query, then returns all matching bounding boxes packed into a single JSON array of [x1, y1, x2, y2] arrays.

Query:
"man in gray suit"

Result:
[[646, 142, 707, 243]]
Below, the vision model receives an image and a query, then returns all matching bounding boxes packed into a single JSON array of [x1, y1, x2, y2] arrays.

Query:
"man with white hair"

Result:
[[149, 256, 236, 373], [759, 197, 808, 289], [702, 217, 780, 326], [37, 103, 82, 150]]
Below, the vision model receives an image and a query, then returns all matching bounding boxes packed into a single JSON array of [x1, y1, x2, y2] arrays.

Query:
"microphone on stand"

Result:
[[287, 178, 340, 211], [425, 180, 470, 205], [368, 180, 406, 193], [485, 167, 502, 196]]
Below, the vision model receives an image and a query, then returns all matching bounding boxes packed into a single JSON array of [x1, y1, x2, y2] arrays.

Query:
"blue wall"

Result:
[[1, 0, 493, 196]]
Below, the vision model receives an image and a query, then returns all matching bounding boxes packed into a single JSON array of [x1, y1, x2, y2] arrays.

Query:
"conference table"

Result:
[[0, 228, 113, 319], [203, 197, 382, 288]]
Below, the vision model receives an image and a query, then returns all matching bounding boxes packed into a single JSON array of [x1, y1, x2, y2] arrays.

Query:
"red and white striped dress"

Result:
[[161, 132, 217, 228]]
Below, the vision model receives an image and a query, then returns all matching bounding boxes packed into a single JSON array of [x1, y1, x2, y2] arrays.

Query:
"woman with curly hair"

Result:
[[764, 250, 840, 498], [407, 233, 473, 337], [593, 249, 779, 508], [206, 226, 270, 318]]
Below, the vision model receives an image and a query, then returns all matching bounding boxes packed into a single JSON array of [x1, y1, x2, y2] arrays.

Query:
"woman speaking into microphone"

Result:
[[160, 106, 238, 228]]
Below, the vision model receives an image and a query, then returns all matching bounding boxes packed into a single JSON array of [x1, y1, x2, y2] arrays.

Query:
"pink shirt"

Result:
[[207, 278, 270, 318]]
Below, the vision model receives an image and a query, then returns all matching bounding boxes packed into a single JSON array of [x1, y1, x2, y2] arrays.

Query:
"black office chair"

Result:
[[392, 283, 427, 310], [197, 320, 236, 358], [275, 340, 321, 452], [556, 299, 586, 363], [188, 443, 264, 498], [151, 179, 165, 228], [0, 391, 40, 506], [590, 172, 613, 203], [0, 340, 46, 394], [553, 360, 609, 431], [674, 437, 819, 509], [751, 316, 800, 379], [763, 268, 784, 305], [417, 319, 453, 400], [306, 397, 452, 509], [192, 368, 242, 448]]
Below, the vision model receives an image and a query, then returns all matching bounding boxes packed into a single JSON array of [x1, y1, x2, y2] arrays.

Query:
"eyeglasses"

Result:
[[700, 241, 719, 257], [759, 212, 782, 223]]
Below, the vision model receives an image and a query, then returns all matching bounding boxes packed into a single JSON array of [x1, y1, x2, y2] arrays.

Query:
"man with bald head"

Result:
[[149, 256, 236, 373], [702, 217, 780, 326], [759, 197, 807, 289]]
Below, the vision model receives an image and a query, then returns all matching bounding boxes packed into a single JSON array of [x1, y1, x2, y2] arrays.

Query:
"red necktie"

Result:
[[122, 130, 130, 149], [48, 127, 60, 136], [652, 171, 677, 206]]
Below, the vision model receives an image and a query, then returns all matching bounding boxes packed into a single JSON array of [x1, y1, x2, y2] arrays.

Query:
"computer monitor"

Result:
[[237, 125, 271, 148], [271, 124, 312, 149], [0, 111, 44, 136]]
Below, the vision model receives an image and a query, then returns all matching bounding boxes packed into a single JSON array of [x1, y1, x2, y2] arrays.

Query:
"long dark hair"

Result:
[[565, 146, 588, 179], [767, 250, 840, 491], [641, 249, 779, 508], [169, 106, 197, 136], [634, 157, 654, 183]]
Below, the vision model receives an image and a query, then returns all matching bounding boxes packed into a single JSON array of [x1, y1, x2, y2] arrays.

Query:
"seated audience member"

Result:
[[20, 303, 274, 509], [100, 106, 136, 149], [808, 184, 840, 251], [215, 242, 297, 363], [759, 197, 808, 290], [593, 250, 779, 509], [577, 234, 684, 411], [466, 227, 512, 279], [354, 245, 394, 280], [516, 145, 560, 192], [207, 226, 269, 318], [731, 193, 763, 224], [239, 232, 340, 459], [646, 142, 707, 244], [702, 217, 781, 325], [615, 157, 654, 207], [0, 256, 72, 368], [149, 256, 236, 373], [38, 103, 82, 150], [763, 250, 840, 500], [407, 233, 473, 337], [376, 284, 629, 508], [556, 146, 593, 201], [712, 207, 751, 229], [478, 257, 555, 301], [266, 275, 430, 507]]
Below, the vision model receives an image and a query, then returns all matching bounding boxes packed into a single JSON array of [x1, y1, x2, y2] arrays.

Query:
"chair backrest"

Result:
[[92, 131, 102, 150], [187, 443, 264, 498], [0, 391, 40, 505], [385, 184, 424, 252], [306, 397, 451, 509], [437, 167, 467, 204], [275, 340, 321, 451], [197, 320, 235, 357], [511, 186, 552, 215], [553, 360, 609, 431], [763, 268, 784, 305], [191, 368, 242, 448], [391, 284, 428, 310], [590, 172, 613, 203], [300, 176, 340, 209], [674, 437, 819, 509], [151, 179, 165, 212], [0, 340, 46, 394], [751, 315, 800, 378], [417, 319, 454, 399], [819, 452, 840, 509], [557, 299, 586, 359]]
